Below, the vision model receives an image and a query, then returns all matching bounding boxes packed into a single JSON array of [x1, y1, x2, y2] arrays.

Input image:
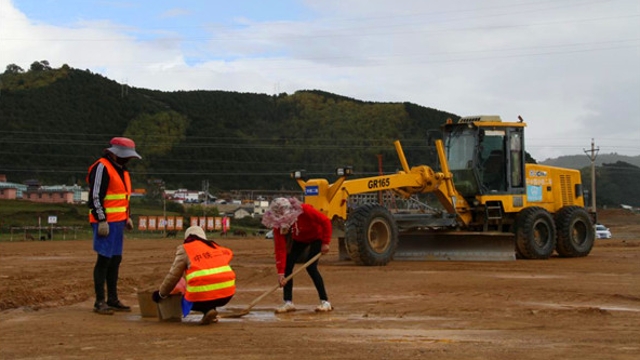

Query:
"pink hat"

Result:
[[261, 197, 303, 229], [104, 137, 142, 159]]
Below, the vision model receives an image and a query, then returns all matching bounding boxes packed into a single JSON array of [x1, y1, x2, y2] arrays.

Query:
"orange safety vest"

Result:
[[87, 158, 132, 223], [183, 241, 236, 302]]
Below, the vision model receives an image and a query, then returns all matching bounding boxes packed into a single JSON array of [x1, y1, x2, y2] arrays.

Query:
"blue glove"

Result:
[[152, 290, 164, 303]]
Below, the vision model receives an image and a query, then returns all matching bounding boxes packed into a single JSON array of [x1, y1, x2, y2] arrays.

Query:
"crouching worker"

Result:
[[153, 226, 235, 325]]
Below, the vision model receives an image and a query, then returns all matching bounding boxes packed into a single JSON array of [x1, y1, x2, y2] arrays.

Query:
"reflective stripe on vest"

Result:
[[187, 279, 235, 294], [87, 158, 132, 223], [104, 206, 127, 214], [186, 265, 234, 280], [104, 194, 128, 200]]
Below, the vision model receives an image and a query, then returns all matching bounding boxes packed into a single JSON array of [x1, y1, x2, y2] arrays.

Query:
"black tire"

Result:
[[515, 207, 556, 259], [555, 206, 595, 257], [344, 204, 398, 266]]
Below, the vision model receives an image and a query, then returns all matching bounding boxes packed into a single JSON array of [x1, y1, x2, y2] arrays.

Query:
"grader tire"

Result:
[[555, 206, 595, 257], [515, 207, 556, 259], [344, 204, 398, 266]]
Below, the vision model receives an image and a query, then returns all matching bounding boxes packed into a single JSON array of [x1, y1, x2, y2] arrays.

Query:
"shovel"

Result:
[[221, 252, 323, 318]]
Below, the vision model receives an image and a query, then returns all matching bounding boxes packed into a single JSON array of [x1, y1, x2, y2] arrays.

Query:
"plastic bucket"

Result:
[[157, 294, 183, 322], [137, 291, 159, 318]]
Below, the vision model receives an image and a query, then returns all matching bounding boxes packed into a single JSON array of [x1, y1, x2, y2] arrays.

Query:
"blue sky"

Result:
[[1, 0, 639, 161], [14, 0, 311, 26], [10, 0, 314, 64]]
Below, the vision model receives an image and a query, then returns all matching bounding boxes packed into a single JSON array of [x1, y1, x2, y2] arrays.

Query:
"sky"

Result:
[[1, 0, 639, 161]]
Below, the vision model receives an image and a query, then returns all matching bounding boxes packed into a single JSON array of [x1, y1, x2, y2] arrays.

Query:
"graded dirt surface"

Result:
[[1, 209, 639, 360]]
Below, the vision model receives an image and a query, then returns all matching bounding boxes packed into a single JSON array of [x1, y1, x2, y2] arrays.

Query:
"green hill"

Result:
[[0, 62, 456, 192], [1, 61, 639, 207]]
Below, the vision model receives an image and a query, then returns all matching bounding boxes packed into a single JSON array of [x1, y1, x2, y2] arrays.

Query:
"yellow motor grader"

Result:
[[291, 115, 595, 264]]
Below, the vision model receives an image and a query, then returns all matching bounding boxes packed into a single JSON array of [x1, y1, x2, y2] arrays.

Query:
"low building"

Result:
[[0, 175, 83, 204], [0, 186, 19, 200], [0, 176, 27, 200], [24, 188, 75, 204], [233, 207, 252, 219], [167, 188, 203, 203], [253, 200, 270, 216]]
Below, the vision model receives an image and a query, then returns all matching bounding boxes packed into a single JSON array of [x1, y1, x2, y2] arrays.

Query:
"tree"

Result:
[[4, 64, 24, 74], [29, 60, 51, 72]]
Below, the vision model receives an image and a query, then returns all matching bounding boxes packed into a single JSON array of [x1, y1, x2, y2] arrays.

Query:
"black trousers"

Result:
[[283, 239, 328, 302], [93, 254, 122, 304], [191, 296, 233, 314]]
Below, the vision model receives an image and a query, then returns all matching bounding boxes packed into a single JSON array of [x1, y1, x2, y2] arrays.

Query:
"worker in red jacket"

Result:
[[262, 197, 333, 313]]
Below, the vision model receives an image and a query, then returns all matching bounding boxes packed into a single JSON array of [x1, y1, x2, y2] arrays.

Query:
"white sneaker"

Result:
[[315, 300, 333, 312], [275, 301, 296, 314]]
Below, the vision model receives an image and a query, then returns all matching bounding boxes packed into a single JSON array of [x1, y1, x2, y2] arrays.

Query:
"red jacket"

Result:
[[273, 204, 332, 274]]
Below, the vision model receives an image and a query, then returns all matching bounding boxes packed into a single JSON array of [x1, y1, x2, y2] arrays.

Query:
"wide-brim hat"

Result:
[[184, 226, 207, 240], [261, 197, 303, 229], [104, 137, 142, 159]]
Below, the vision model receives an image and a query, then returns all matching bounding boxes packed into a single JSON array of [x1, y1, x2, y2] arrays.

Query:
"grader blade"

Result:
[[394, 232, 515, 261]]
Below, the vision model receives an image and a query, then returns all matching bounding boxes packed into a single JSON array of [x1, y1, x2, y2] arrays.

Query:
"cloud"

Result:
[[1, 0, 638, 161], [159, 8, 190, 19]]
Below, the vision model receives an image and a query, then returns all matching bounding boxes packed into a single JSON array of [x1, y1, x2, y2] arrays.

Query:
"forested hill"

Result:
[[540, 155, 640, 207], [0, 63, 457, 192], [541, 154, 640, 169], [2, 62, 639, 206]]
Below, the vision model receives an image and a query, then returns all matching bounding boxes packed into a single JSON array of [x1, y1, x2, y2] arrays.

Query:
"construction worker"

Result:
[[262, 197, 333, 313], [153, 226, 236, 325], [87, 137, 141, 315]]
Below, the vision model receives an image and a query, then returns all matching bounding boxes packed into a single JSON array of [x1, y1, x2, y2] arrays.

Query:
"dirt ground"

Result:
[[1, 209, 639, 360]]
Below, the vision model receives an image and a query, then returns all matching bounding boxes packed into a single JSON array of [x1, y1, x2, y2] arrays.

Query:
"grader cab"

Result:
[[292, 115, 595, 265]]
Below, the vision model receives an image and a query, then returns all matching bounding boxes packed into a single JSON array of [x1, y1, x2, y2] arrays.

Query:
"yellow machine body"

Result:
[[293, 116, 594, 264]]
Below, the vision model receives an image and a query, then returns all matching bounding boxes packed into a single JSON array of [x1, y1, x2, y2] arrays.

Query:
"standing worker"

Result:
[[87, 137, 141, 315], [262, 197, 333, 313], [153, 226, 236, 325]]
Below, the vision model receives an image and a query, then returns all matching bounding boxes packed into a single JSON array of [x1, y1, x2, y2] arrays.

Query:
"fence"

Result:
[[9, 226, 83, 241], [137, 216, 231, 233]]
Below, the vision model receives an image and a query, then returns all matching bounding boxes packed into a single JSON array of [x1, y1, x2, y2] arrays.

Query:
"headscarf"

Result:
[[261, 197, 303, 229]]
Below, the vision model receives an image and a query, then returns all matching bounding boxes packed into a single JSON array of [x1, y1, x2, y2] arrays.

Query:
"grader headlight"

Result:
[[336, 166, 353, 177], [291, 170, 306, 179]]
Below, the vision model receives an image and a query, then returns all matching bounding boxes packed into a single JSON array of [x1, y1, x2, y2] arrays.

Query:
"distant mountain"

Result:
[[540, 154, 640, 170], [539, 155, 640, 207]]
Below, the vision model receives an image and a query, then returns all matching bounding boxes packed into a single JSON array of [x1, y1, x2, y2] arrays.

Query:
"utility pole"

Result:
[[202, 180, 209, 229], [202, 180, 209, 205], [583, 138, 599, 213], [377, 154, 383, 205], [161, 180, 166, 237]]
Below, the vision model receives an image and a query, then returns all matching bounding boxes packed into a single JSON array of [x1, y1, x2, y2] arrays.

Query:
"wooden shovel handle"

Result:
[[244, 252, 323, 311]]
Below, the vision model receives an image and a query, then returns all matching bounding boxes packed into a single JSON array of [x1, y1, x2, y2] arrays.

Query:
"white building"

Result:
[[167, 189, 202, 203]]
